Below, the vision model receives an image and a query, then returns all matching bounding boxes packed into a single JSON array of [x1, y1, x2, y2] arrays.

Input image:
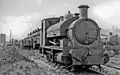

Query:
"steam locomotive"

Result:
[[20, 5, 109, 69], [102, 32, 120, 56]]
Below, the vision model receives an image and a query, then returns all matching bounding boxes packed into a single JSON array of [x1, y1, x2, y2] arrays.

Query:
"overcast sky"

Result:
[[0, 0, 120, 40]]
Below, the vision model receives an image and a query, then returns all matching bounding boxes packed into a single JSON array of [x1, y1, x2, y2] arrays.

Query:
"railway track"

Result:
[[23, 49, 120, 75], [29, 54, 104, 75]]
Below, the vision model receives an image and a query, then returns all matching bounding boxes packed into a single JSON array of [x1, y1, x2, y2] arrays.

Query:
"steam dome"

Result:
[[64, 11, 74, 19]]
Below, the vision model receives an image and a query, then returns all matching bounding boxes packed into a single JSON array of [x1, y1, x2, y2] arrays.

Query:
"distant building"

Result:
[[0, 34, 6, 44]]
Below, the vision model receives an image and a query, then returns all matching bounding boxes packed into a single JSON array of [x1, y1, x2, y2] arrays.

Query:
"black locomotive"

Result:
[[20, 5, 109, 69]]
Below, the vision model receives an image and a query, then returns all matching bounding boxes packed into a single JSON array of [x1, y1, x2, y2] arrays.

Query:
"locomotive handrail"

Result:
[[49, 40, 58, 45]]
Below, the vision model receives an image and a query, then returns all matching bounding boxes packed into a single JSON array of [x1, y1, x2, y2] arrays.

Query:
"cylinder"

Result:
[[78, 5, 89, 18]]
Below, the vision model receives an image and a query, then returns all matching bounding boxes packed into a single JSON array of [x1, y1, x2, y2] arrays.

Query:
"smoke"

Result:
[[92, 0, 120, 29]]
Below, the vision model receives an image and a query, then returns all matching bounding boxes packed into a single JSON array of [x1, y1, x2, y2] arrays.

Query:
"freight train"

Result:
[[19, 28, 41, 49], [20, 5, 110, 69]]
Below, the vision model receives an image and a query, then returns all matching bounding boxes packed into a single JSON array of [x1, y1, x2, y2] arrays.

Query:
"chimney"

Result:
[[78, 5, 89, 18]]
